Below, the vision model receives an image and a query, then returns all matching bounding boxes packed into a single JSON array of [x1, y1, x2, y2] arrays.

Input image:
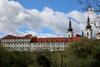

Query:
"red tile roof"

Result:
[[1, 34, 33, 39], [31, 37, 68, 43], [31, 37, 80, 43], [1, 34, 80, 43]]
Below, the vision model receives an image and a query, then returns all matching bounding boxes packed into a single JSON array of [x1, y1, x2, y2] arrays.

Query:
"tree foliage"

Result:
[[65, 38, 100, 67]]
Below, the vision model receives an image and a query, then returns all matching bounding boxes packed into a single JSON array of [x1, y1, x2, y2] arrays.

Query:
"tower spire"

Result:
[[82, 31, 84, 37], [87, 16, 90, 22], [86, 16, 91, 28], [68, 20, 73, 32], [67, 19, 73, 38], [86, 16, 93, 39]]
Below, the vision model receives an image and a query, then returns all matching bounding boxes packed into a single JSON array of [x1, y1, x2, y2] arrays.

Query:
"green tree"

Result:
[[64, 38, 100, 67]]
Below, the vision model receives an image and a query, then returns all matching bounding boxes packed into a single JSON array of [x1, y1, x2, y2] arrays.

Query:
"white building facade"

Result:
[[0, 34, 32, 51], [0, 34, 80, 52], [0, 35, 68, 52], [30, 37, 67, 52]]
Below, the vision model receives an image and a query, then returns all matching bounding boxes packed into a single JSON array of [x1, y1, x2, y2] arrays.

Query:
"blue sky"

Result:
[[16, 0, 83, 12]]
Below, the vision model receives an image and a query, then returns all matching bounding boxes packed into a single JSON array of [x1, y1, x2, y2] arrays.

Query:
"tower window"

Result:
[[87, 32, 89, 36]]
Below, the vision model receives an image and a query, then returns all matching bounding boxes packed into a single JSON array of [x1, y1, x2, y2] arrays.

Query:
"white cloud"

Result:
[[0, 0, 99, 37], [19, 31, 63, 38]]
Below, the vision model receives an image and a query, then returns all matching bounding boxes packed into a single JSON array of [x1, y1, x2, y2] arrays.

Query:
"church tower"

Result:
[[86, 17, 93, 39], [67, 20, 73, 38]]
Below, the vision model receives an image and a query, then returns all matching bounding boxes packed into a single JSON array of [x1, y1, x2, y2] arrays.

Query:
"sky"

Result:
[[0, 0, 99, 37], [15, 0, 83, 12]]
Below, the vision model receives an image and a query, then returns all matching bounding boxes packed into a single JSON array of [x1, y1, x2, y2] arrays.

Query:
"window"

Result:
[[23, 47, 24, 49], [7, 47, 10, 49], [14, 47, 15, 49], [17, 47, 18, 49], [87, 32, 89, 36], [27, 47, 29, 49], [20, 47, 22, 49], [11, 47, 12, 49]]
